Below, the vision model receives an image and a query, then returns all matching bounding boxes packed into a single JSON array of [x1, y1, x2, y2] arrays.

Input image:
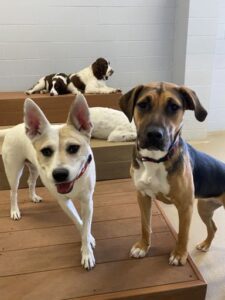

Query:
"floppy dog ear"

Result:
[[67, 94, 93, 137], [24, 98, 50, 140], [119, 85, 144, 122], [179, 86, 207, 122]]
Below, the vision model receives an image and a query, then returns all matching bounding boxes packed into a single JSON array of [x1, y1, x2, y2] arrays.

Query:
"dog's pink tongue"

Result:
[[56, 181, 73, 194]]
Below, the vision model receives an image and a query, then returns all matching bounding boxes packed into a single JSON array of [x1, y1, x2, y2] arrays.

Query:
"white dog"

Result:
[[69, 58, 119, 94], [90, 107, 137, 142], [0, 94, 96, 269]]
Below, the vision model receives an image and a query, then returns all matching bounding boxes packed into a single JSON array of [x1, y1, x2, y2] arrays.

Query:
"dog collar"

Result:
[[75, 154, 92, 180], [139, 126, 182, 164]]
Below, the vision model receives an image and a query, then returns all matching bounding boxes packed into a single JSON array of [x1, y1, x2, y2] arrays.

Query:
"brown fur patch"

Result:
[[70, 74, 86, 93], [92, 58, 108, 80]]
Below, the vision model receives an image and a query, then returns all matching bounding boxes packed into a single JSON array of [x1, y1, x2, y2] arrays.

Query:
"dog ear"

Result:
[[67, 94, 93, 137], [24, 98, 50, 140], [179, 86, 207, 122], [119, 85, 144, 122]]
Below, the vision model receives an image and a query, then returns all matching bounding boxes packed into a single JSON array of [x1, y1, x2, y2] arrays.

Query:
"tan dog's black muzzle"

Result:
[[138, 124, 171, 151]]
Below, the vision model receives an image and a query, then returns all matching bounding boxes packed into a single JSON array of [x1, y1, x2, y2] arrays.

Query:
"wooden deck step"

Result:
[[0, 91, 122, 126], [0, 179, 207, 300], [0, 139, 134, 189]]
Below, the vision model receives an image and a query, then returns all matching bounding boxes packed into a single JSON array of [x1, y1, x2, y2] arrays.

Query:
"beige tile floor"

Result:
[[161, 132, 225, 300]]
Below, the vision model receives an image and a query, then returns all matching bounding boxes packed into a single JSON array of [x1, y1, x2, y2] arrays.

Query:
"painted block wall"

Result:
[[0, 0, 176, 92], [208, 0, 225, 132]]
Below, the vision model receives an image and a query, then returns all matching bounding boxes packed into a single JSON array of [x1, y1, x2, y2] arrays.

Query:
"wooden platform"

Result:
[[0, 92, 121, 125], [0, 179, 207, 300], [0, 139, 134, 189]]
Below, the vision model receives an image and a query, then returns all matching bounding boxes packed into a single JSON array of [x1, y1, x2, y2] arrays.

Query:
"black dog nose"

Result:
[[147, 127, 164, 140], [52, 168, 69, 182]]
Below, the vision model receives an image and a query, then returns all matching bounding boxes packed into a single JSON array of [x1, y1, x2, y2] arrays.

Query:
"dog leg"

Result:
[[80, 195, 95, 270], [26, 162, 42, 203], [26, 77, 45, 95], [57, 198, 83, 232], [196, 198, 222, 252], [4, 160, 24, 220], [169, 202, 193, 266], [130, 191, 152, 258]]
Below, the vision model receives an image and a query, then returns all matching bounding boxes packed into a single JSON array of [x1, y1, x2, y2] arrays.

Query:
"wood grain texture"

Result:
[[0, 92, 122, 126], [0, 179, 207, 300]]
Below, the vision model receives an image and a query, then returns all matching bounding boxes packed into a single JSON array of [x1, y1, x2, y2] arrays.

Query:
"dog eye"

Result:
[[137, 101, 151, 111], [67, 144, 80, 154], [167, 102, 180, 114], [41, 147, 53, 157]]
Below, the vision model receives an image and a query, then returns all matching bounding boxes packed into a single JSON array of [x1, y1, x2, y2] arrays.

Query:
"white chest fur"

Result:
[[133, 160, 170, 199]]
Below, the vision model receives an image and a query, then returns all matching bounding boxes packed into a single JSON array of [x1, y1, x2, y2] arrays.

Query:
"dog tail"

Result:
[[0, 128, 10, 140]]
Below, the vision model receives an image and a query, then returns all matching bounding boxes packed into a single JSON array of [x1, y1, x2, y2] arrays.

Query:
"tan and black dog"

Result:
[[119, 81, 225, 266]]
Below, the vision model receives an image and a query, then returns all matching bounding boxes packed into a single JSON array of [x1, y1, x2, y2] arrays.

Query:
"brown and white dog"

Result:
[[118, 81, 224, 266], [69, 58, 119, 94], [26, 73, 79, 96]]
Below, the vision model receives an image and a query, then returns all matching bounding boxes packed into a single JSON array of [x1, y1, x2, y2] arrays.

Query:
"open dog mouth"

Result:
[[55, 179, 75, 194]]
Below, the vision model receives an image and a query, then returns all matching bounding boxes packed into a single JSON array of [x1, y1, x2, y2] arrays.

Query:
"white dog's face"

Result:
[[24, 94, 93, 194]]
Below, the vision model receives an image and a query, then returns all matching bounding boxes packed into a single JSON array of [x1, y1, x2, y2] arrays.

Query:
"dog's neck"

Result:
[[139, 142, 179, 164]]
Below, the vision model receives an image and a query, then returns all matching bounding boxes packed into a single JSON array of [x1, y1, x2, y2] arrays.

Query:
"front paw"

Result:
[[130, 240, 150, 258], [11, 207, 21, 220], [31, 193, 43, 203], [81, 246, 95, 270], [169, 249, 188, 266]]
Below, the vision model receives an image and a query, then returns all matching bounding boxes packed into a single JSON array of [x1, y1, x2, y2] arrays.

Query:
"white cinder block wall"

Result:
[[208, 0, 225, 132], [0, 0, 176, 92], [181, 0, 217, 139], [0, 0, 224, 137]]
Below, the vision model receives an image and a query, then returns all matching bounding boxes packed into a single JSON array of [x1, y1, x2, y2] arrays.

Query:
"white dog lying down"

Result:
[[0, 94, 96, 270], [90, 107, 136, 142]]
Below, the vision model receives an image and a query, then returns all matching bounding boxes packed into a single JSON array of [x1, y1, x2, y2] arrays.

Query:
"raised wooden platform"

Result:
[[0, 92, 121, 125], [0, 179, 207, 300], [0, 139, 134, 189]]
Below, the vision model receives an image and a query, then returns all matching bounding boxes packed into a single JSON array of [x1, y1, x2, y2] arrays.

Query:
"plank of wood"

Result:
[[73, 282, 207, 300], [94, 179, 135, 194], [0, 188, 137, 206], [0, 232, 175, 277], [0, 92, 122, 126], [0, 256, 198, 300], [0, 203, 142, 232], [0, 179, 207, 300], [0, 215, 168, 251]]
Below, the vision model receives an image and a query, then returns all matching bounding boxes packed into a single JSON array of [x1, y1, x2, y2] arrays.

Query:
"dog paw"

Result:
[[32, 194, 43, 203], [196, 240, 211, 252], [169, 250, 188, 266], [81, 247, 95, 270], [90, 234, 96, 249], [130, 241, 150, 258], [40, 89, 48, 94], [25, 90, 32, 95], [10, 208, 21, 220]]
